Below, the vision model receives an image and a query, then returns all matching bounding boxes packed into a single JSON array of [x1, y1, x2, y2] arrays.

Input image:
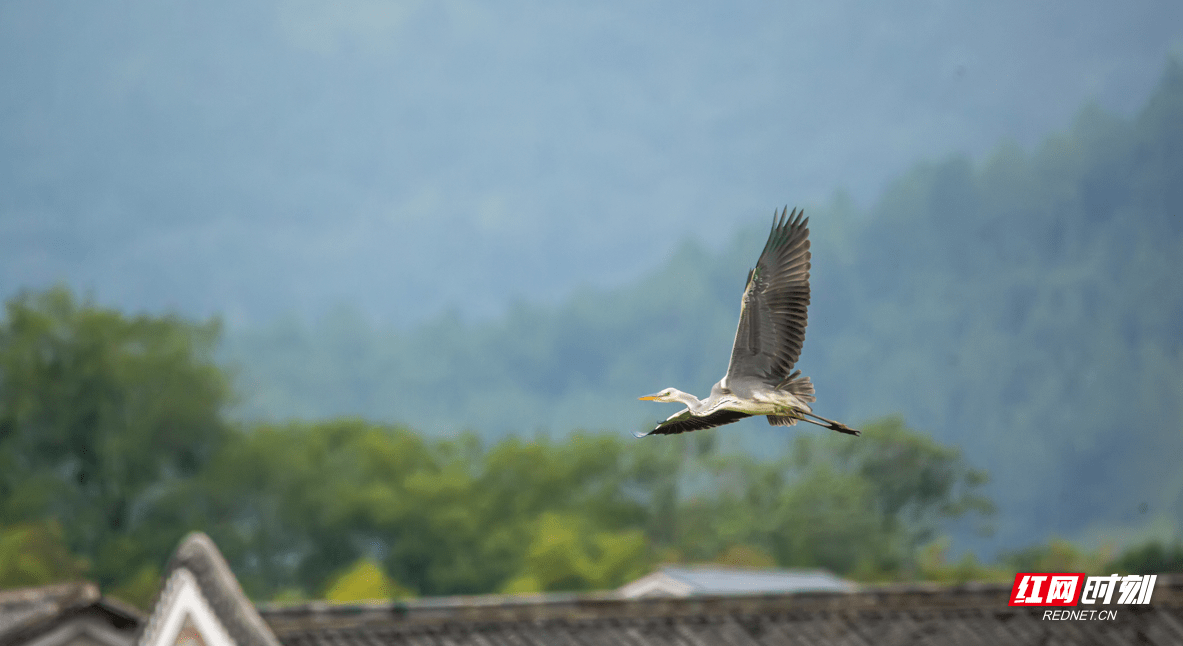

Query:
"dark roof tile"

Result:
[[0, 583, 142, 646], [258, 576, 1183, 646]]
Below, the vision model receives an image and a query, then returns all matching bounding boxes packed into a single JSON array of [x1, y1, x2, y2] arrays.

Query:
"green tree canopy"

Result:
[[197, 416, 991, 599], [0, 286, 232, 598], [0, 288, 995, 601], [323, 559, 414, 602], [0, 520, 87, 588]]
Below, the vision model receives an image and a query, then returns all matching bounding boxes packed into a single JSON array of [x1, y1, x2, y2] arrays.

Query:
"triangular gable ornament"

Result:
[[137, 533, 279, 646]]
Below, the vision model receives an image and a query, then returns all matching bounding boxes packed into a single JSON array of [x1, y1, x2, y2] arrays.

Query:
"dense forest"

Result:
[[2, 288, 1179, 608], [225, 61, 1183, 552], [0, 287, 997, 604]]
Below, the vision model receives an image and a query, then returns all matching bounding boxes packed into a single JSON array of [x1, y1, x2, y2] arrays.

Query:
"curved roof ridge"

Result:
[[138, 532, 279, 646]]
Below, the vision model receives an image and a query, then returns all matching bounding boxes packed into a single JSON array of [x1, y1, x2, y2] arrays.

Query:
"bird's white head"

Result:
[[638, 388, 682, 403]]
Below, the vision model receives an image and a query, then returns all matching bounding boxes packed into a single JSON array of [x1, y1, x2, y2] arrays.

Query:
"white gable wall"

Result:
[[138, 570, 234, 646]]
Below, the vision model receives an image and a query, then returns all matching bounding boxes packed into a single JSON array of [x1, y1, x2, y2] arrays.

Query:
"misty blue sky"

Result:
[[2, 1, 1180, 326]]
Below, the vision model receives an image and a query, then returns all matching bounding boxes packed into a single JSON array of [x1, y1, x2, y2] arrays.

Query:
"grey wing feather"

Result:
[[635, 409, 753, 437], [725, 207, 811, 384]]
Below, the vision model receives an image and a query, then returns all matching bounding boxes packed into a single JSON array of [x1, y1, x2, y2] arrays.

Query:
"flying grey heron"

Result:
[[637, 207, 860, 438]]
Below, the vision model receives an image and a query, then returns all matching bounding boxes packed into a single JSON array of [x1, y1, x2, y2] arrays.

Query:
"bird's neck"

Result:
[[672, 389, 706, 414]]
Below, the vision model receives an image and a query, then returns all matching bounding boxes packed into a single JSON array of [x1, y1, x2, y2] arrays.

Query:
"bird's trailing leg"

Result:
[[794, 410, 861, 436]]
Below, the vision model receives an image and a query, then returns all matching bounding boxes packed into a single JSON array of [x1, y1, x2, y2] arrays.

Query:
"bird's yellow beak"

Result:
[[638, 394, 659, 401]]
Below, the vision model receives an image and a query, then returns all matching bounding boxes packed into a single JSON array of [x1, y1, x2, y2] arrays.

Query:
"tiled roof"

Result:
[[260, 576, 1183, 646], [0, 583, 142, 646]]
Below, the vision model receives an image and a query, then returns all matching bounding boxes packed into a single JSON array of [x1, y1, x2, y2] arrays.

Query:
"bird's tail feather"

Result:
[[767, 415, 798, 426], [774, 370, 816, 403]]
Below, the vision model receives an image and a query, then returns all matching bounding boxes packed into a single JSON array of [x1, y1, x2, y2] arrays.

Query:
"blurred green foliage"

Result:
[[995, 538, 1183, 577], [0, 287, 230, 599], [1106, 540, 1183, 574], [0, 521, 87, 587], [1, 287, 996, 601], [1002, 538, 1114, 576], [500, 512, 649, 594], [2, 287, 1179, 603], [323, 559, 413, 602], [665, 416, 994, 580]]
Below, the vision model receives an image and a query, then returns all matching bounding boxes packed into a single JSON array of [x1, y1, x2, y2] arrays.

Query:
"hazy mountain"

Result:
[[3, 1, 1180, 326]]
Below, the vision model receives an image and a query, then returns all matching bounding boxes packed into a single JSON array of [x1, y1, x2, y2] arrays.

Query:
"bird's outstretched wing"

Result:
[[725, 207, 811, 385], [635, 408, 753, 438]]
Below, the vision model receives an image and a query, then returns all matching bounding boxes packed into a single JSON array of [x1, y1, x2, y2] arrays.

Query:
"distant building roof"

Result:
[[0, 582, 142, 646], [617, 566, 858, 598]]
